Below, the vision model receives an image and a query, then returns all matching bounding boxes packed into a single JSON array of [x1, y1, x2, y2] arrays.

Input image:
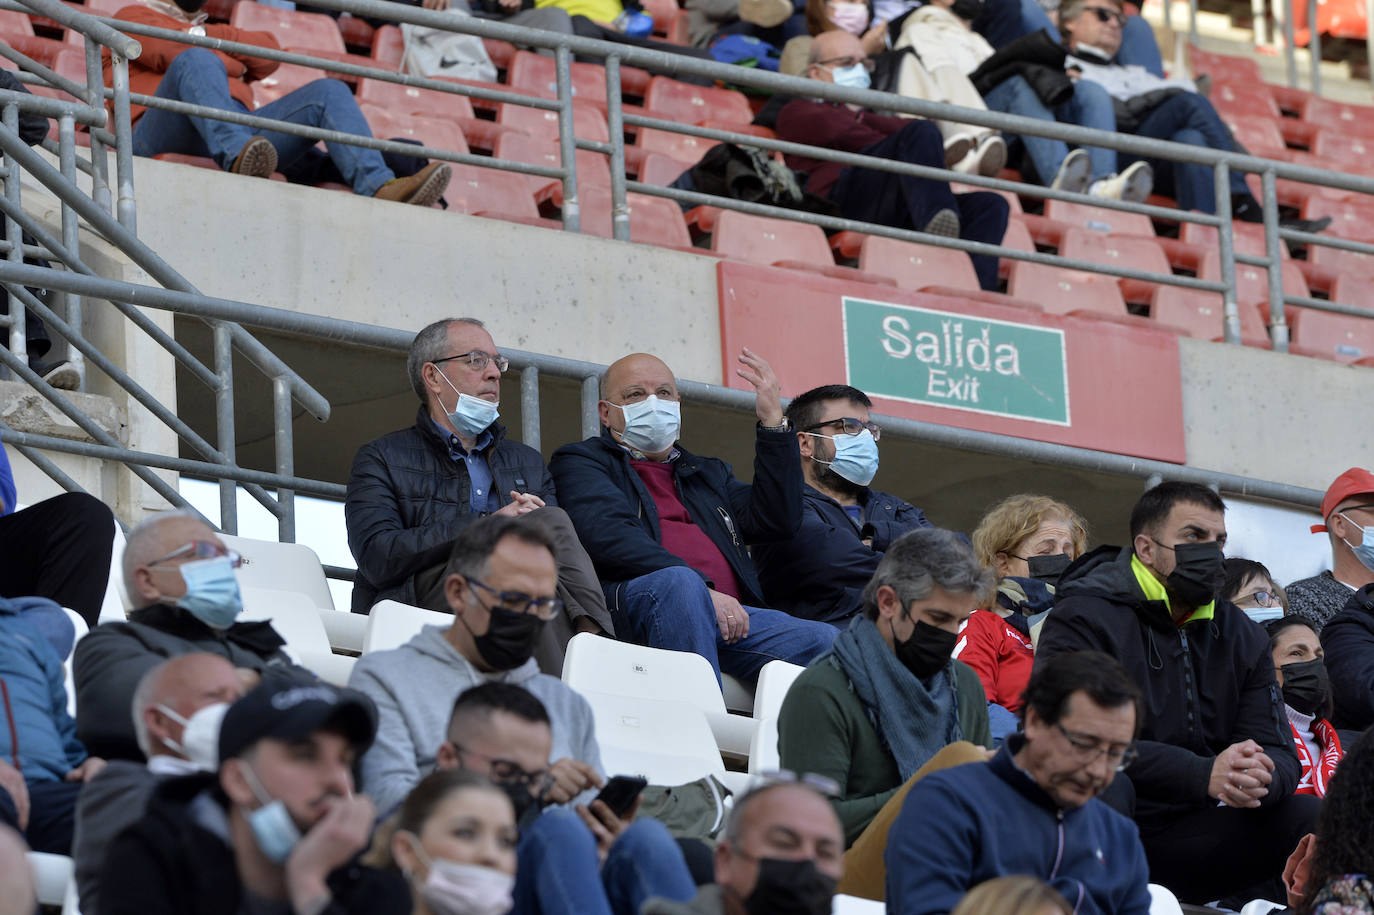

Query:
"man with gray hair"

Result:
[[777, 527, 994, 900], [346, 317, 612, 673], [73, 511, 300, 760], [71, 653, 244, 914]]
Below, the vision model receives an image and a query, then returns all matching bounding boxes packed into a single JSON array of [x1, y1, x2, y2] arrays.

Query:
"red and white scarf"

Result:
[[1292, 716, 1343, 798]]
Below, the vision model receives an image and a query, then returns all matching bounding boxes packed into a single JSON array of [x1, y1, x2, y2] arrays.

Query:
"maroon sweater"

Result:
[[629, 459, 742, 599], [774, 99, 911, 198]]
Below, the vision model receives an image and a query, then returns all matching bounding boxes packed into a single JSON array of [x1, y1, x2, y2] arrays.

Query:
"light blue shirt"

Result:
[[431, 420, 498, 515]]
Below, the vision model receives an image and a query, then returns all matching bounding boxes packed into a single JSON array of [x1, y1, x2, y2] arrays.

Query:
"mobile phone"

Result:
[[594, 774, 648, 817]]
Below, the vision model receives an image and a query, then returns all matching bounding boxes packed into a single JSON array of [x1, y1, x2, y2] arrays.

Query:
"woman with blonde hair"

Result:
[[962, 494, 1088, 741], [951, 876, 1072, 915]]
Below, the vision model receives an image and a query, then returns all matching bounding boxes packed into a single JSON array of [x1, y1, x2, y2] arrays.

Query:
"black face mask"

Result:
[[172, 0, 208, 13], [1162, 541, 1224, 608], [744, 857, 837, 915], [1026, 553, 1072, 588], [892, 617, 956, 681], [472, 605, 546, 671], [1281, 659, 1331, 717], [498, 779, 544, 832], [950, 0, 986, 20]]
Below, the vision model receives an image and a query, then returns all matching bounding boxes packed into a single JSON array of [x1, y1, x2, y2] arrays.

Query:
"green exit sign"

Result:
[[843, 297, 1071, 426]]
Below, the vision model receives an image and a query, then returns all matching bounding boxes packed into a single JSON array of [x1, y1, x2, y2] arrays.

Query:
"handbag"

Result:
[[401, 7, 497, 83]]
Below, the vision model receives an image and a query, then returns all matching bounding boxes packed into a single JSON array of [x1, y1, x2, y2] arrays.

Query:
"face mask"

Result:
[[1339, 513, 1374, 572], [831, 62, 872, 90], [806, 429, 879, 487], [611, 396, 681, 455], [826, 0, 869, 33], [1026, 553, 1071, 587], [156, 701, 228, 771], [950, 0, 985, 19], [497, 778, 543, 831], [240, 765, 302, 864], [1162, 541, 1224, 608], [471, 605, 546, 672], [406, 836, 515, 915], [1280, 659, 1331, 717], [175, 556, 243, 629], [743, 857, 837, 915], [891, 616, 956, 681], [438, 373, 500, 439]]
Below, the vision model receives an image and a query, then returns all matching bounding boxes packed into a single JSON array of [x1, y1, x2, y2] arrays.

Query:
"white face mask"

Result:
[[610, 395, 681, 455], [156, 701, 229, 772], [406, 835, 515, 915]]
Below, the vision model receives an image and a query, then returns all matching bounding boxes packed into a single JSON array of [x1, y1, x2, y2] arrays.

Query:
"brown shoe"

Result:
[[373, 162, 452, 207], [229, 136, 277, 178], [739, 0, 793, 27]]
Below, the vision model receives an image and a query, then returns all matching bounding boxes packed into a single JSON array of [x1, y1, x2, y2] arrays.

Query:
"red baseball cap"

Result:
[[1312, 467, 1374, 533]]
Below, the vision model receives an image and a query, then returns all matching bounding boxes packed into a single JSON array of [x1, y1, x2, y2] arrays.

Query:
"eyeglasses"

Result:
[[1083, 6, 1125, 23], [803, 417, 882, 441], [1055, 723, 1137, 771], [432, 350, 510, 373], [450, 743, 549, 788], [746, 769, 842, 798], [467, 578, 564, 621], [815, 55, 876, 72], [147, 540, 243, 569]]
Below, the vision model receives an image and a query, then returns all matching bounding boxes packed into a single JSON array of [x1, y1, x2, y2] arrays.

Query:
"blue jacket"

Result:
[[548, 425, 802, 607], [753, 484, 930, 623], [885, 738, 1152, 915], [0, 442, 15, 517], [1321, 583, 1374, 731], [0, 596, 86, 782]]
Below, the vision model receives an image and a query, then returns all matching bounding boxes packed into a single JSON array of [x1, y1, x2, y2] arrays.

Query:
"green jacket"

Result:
[[777, 654, 992, 846]]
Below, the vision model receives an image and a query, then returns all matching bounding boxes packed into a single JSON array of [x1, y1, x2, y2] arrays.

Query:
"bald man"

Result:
[[72, 653, 244, 914], [549, 350, 836, 686], [73, 511, 302, 760]]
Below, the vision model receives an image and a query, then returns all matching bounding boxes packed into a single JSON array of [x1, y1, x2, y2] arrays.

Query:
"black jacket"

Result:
[[100, 774, 410, 915], [753, 484, 930, 623], [1321, 583, 1374, 731], [345, 407, 555, 612], [1036, 545, 1299, 827], [548, 426, 802, 608]]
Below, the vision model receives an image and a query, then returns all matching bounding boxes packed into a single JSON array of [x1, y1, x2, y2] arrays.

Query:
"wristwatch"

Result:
[[187, 24, 206, 36], [758, 418, 791, 432]]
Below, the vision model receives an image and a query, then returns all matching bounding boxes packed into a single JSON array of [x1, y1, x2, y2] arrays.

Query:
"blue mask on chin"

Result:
[[439, 373, 500, 439], [240, 765, 303, 864], [175, 556, 242, 629]]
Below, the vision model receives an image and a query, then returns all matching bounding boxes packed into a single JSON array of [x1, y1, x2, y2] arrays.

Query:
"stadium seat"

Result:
[[1186, 45, 1263, 84], [359, 103, 469, 155], [1149, 285, 1269, 344], [231, 1, 346, 54], [753, 659, 804, 723], [28, 852, 74, 907], [28, 47, 85, 102], [830, 231, 980, 293], [998, 217, 1035, 282], [635, 128, 716, 167], [336, 13, 373, 51], [357, 77, 476, 121], [832, 896, 886, 914], [639, 0, 689, 43], [446, 163, 546, 223], [362, 599, 451, 654], [61, 607, 87, 716], [238, 587, 353, 685], [1179, 220, 1289, 259], [495, 99, 609, 143], [1044, 198, 1154, 237], [635, 151, 694, 186], [709, 210, 897, 286], [1310, 129, 1374, 168], [1201, 252, 1309, 312], [1289, 305, 1374, 362], [250, 62, 332, 107], [1298, 96, 1374, 137], [483, 38, 517, 71], [643, 75, 753, 126], [1007, 259, 1132, 319], [1059, 227, 1173, 304], [100, 521, 128, 622], [561, 633, 752, 757], [371, 24, 403, 69], [1237, 901, 1286, 915], [748, 714, 781, 773], [575, 185, 693, 248], [1308, 241, 1374, 282], [1220, 115, 1288, 160], [506, 50, 608, 105], [1211, 82, 1282, 121], [0, 8, 34, 36], [218, 533, 335, 612], [494, 131, 612, 198], [1148, 883, 1185, 915], [581, 690, 742, 790], [1303, 195, 1374, 242]]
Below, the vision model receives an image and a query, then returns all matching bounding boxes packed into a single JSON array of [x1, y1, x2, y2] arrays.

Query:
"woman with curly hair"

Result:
[[1297, 727, 1374, 914]]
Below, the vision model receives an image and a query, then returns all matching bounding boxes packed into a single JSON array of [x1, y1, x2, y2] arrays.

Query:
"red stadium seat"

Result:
[[1290, 287, 1374, 362], [28, 47, 87, 102], [709, 210, 895, 285], [1179, 220, 1290, 260], [0, 9, 35, 37], [337, 13, 373, 51], [1298, 96, 1374, 137], [371, 25, 403, 69], [250, 62, 331, 107], [495, 100, 609, 143], [634, 151, 693, 186], [1201, 252, 1309, 311], [998, 217, 1034, 281], [1044, 198, 1154, 237], [483, 39, 517, 71], [1059, 227, 1173, 304], [1210, 82, 1281, 120], [1309, 242, 1374, 281], [359, 104, 469, 154], [1007, 259, 1132, 320], [1309, 130, 1374, 169], [231, 1, 346, 54], [640, 0, 688, 43], [1220, 115, 1288, 160], [357, 77, 476, 120], [839, 232, 981, 292], [1187, 45, 1263, 84], [635, 128, 715, 166], [493, 131, 612, 197], [506, 50, 608, 105], [1302, 196, 1374, 244], [445, 163, 544, 223], [575, 185, 692, 247], [1149, 286, 1269, 344], [643, 75, 752, 126]]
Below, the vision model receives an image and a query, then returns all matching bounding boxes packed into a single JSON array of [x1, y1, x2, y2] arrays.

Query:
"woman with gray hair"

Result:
[[776, 527, 996, 903]]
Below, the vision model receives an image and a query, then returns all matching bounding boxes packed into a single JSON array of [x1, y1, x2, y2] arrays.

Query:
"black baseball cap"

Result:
[[218, 673, 378, 763]]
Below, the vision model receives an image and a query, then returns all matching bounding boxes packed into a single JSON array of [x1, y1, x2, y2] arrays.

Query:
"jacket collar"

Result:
[[802, 482, 871, 511], [595, 426, 695, 473], [128, 603, 286, 655], [413, 405, 506, 455], [992, 735, 1077, 815]]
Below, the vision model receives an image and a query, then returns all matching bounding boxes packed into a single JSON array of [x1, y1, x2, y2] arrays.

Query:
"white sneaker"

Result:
[[1050, 148, 1092, 194], [1089, 161, 1154, 203], [943, 132, 975, 167]]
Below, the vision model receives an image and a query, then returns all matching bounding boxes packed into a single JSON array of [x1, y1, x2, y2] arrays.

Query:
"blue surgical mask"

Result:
[[241, 764, 302, 864], [1340, 512, 1374, 572], [439, 374, 500, 439], [832, 62, 871, 91], [611, 396, 681, 455], [806, 428, 879, 486], [175, 557, 242, 629]]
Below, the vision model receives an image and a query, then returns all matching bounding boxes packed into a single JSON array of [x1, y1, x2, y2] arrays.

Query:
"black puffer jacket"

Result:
[[1321, 584, 1374, 731], [1037, 545, 1298, 827], [345, 407, 555, 612]]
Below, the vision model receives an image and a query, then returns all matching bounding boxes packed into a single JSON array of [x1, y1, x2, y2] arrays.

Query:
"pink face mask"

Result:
[[826, 0, 870, 33]]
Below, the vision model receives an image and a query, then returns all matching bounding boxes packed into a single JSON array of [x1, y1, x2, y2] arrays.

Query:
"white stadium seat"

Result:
[[832, 894, 885, 914], [218, 534, 335, 613], [753, 659, 805, 723], [362, 599, 452, 654], [1148, 883, 1185, 915], [28, 851, 74, 907], [238, 588, 354, 686], [581, 690, 731, 788], [60, 608, 88, 717]]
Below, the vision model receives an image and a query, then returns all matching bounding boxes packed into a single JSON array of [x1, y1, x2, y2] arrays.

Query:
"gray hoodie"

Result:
[[349, 625, 603, 814]]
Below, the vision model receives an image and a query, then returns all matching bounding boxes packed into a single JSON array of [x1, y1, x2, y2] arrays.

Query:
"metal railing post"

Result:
[[1188, 0, 1199, 44], [520, 365, 541, 452], [83, 37, 112, 215], [273, 376, 295, 542], [1214, 163, 1242, 345], [1282, 0, 1298, 87], [554, 44, 580, 233], [110, 56, 137, 232], [604, 55, 630, 242], [1261, 169, 1290, 352], [580, 374, 599, 441], [57, 113, 85, 390], [1309, 20, 1321, 94], [213, 322, 239, 533], [3, 101, 25, 378]]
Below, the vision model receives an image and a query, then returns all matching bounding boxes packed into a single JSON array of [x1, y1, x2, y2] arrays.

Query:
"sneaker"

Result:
[[374, 162, 453, 207], [1280, 215, 1332, 235], [922, 208, 960, 238], [943, 132, 975, 168], [738, 0, 793, 27], [229, 136, 277, 178], [32, 359, 79, 390], [1050, 148, 1091, 194], [614, 10, 654, 37], [973, 134, 1007, 177], [1089, 160, 1153, 203]]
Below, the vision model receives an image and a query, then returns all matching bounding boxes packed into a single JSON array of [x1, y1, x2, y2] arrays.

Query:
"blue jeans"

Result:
[[513, 808, 695, 915], [983, 74, 1118, 183], [1124, 91, 1250, 214], [974, 0, 1057, 48], [0, 779, 82, 855], [609, 566, 837, 685], [132, 48, 394, 196], [1117, 14, 1165, 77]]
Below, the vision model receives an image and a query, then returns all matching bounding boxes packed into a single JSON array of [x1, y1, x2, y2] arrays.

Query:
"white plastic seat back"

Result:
[[753, 660, 805, 722], [748, 716, 781, 774], [1148, 883, 1185, 915], [100, 521, 128, 621], [28, 852, 73, 907], [219, 534, 334, 613], [60, 608, 88, 717], [582, 690, 725, 787], [240, 588, 355, 686], [562, 633, 727, 716], [1239, 902, 1284, 915], [362, 600, 452, 654], [831, 895, 885, 914]]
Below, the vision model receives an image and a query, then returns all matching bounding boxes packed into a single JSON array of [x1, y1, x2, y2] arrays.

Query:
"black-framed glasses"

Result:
[[803, 417, 882, 441], [432, 350, 510, 373], [1084, 6, 1125, 23], [815, 55, 876, 73], [467, 578, 564, 621], [451, 743, 549, 788], [1055, 723, 1137, 771], [148, 540, 243, 568]]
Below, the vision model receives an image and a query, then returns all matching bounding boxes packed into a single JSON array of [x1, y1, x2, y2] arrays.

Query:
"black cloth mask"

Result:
[[744, 857, 837, 915], [893, 618, 957, 681], [1280, 658, 1331, 717], [1163, 541, 1224, 608], [1026, 553, 1071, 587], [472, 605, 546, 671]]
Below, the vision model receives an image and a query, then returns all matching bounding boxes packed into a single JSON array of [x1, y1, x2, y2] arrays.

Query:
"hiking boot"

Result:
[[373, 162, 453, 207], [229, 136, 277, 178]]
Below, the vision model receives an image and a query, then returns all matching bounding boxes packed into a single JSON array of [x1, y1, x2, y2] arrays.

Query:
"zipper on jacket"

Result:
[[1049, 809, 1065, 879], [717, 507, 740, 547], [1178, 628, 1201, 744]]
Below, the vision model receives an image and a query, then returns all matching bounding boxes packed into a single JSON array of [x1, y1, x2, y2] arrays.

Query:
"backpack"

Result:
[[401, 8, 497, 83]]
